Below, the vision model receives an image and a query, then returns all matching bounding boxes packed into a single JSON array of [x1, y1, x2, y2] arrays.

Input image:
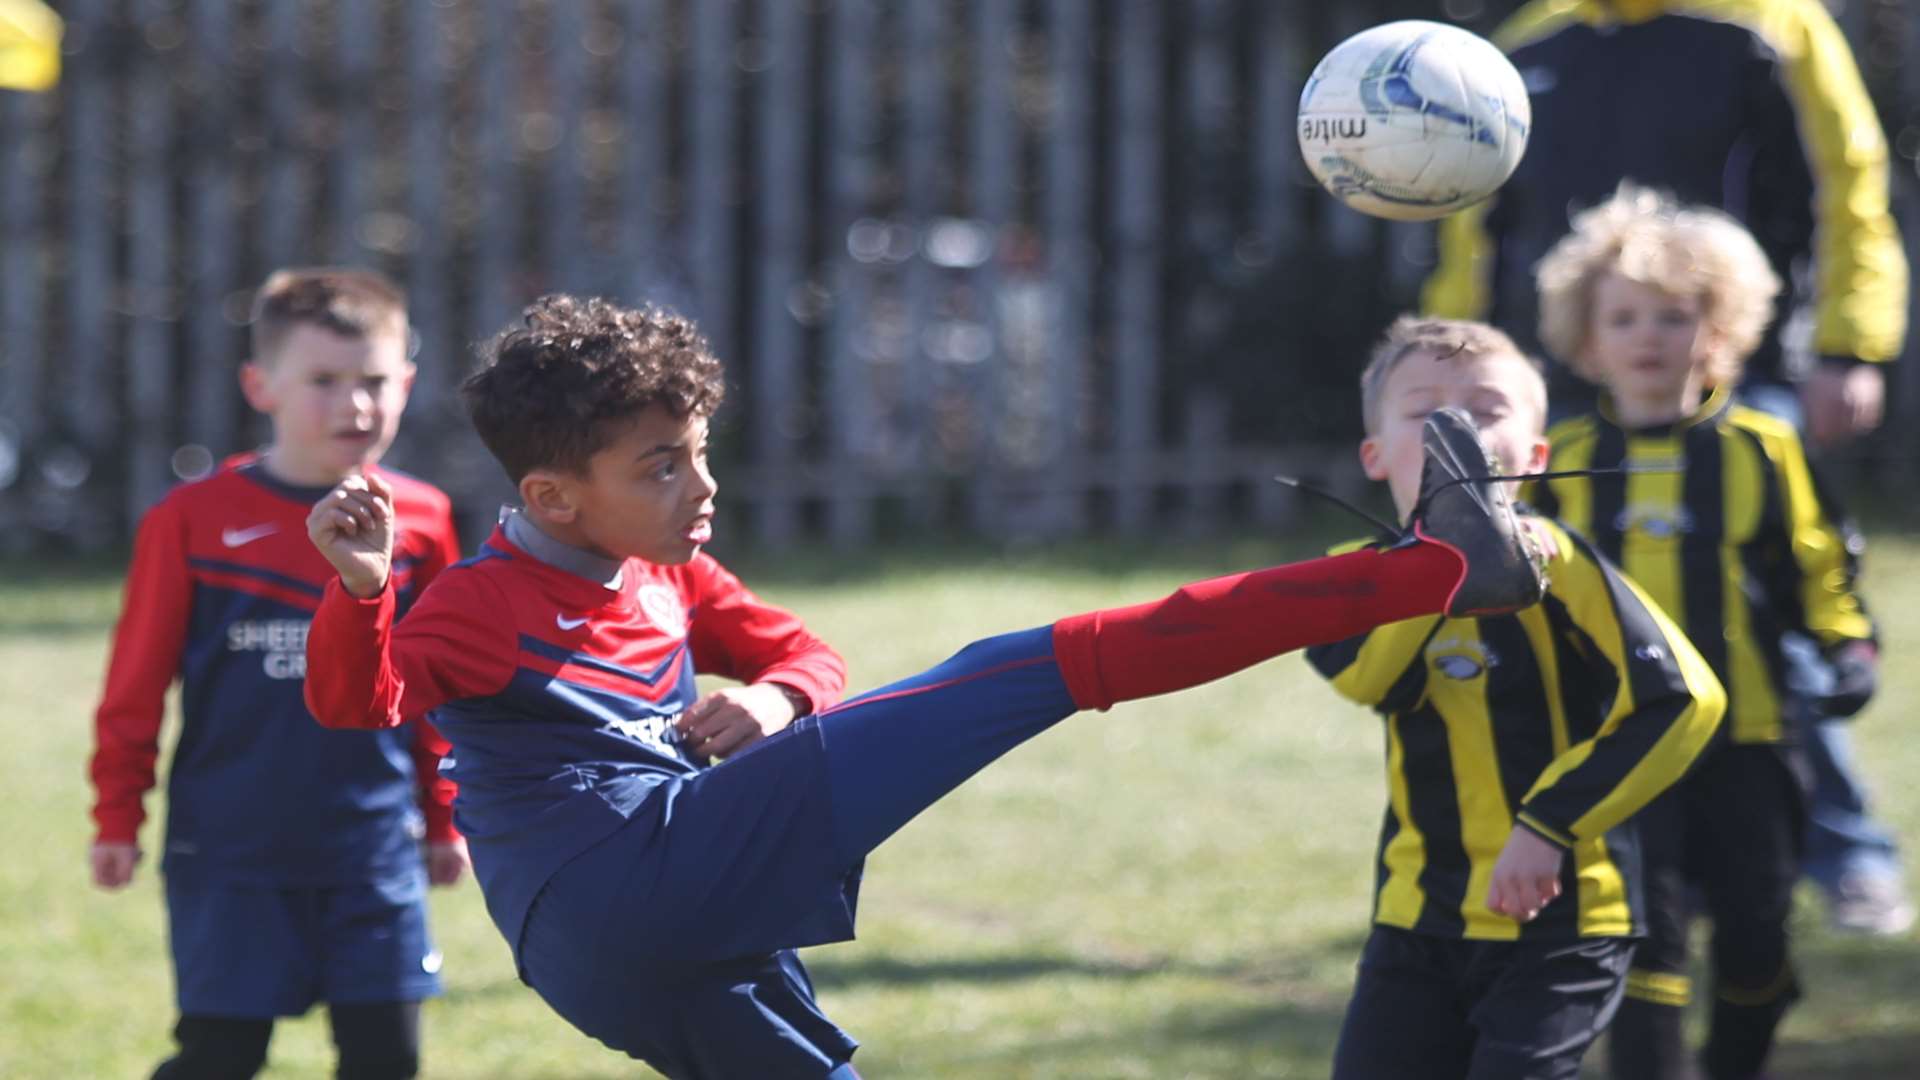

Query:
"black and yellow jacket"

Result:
[[1307, 519, 1724, 941], [1424, 0, 1907, 385], [1534, 387, 1874, 743]]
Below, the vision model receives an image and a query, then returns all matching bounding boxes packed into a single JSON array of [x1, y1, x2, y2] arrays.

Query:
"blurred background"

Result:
[[3, 0, 1918, 555]]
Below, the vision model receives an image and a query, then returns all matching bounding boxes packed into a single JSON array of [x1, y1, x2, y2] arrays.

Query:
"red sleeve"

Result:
[[304, 568, 517, 732], [90, 498, 190, 844], [403, 503, 465, 842], [685, 557, 847, 714]]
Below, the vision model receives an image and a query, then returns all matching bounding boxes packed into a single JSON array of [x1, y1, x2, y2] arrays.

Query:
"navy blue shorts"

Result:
[[165, 870, 442, 1018], [518, 625, 1078, 1075]]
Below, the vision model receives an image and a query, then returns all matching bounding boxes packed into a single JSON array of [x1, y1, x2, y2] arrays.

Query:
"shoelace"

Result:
[[1274, 466, 1630, 543]]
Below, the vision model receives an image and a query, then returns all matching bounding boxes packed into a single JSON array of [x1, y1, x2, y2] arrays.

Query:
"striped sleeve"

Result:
[[1421, 200, 1495, 320], [1304, 538, 1440, 711], [1753, 0, 1908, 360], [1759, 421, 1874, 645], [1512, 527, 1725, 846], [1305, 616, 1442, 714]]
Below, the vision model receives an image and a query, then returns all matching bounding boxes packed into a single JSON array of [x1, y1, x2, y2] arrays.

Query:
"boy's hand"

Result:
[[1518, 515, 1561, 563], [1822, 641, 1878, 718], [89, 841, 141, 890], [308, 473, 395, 598], [1804, 362, 1885, 448], [426, 837, 471, 887], [1486, 824, 1565, 922], [677, 684, 804, 762]]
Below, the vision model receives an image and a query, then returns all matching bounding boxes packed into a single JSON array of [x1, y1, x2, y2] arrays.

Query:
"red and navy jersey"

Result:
[[90, 460, 461, 886], [304, 526, 847, 948]]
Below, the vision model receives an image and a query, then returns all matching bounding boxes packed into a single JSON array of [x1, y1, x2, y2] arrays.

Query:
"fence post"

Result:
[[472, 0, 522, 342], [1110, 0, 1163, 534], [186, 0, 240, 458], [900, 0, 946, 530], [825, 0, 880, 546], [260, 0, 307, 276], [620, 0, 669, 307], [0, 89, 48, 539], [127, 0, 178, 523], [1043, 0, 1092, 536], [331, 0, 378, 266], [966, 0, 1016, 535], [750, 0, 810, 547], [546, 0, 592, 297], [62, 0, 113, 478], [690, 0, 739, 364], [402, 0, 453, 453]]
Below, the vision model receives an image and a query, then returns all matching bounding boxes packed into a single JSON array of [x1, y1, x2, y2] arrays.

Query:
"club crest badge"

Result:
[[638, 584, 688, 638]]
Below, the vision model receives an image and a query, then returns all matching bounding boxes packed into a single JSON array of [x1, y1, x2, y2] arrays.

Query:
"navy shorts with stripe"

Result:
[[519, 625, 1080, 1076], [166, 868, 442, 1018]]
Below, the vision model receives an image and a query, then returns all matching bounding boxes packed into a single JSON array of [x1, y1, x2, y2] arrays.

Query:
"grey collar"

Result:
[[501, 508, 624, 589]]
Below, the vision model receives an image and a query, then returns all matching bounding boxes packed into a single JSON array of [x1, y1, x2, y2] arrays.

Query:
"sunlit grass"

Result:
[[5, 529, 1919, 1077]]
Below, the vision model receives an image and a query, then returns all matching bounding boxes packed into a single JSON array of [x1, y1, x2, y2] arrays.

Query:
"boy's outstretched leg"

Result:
[[830, 403, 1546, 858]]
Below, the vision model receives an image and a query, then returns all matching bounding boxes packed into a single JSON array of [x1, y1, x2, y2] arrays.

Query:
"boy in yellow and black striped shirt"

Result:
[[1531, 184, 1879, 1080], [1307, 317, 1725, 1080]]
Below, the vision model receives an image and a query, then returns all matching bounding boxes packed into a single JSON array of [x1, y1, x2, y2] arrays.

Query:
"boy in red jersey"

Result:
[[304, 294, 1548, 1078], [89, 269, 465, 1080]]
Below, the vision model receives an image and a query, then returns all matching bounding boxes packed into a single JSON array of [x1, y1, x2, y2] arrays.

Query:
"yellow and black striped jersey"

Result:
[[1307, 519, 1724, 941], [1535, 388, 1874, 743]]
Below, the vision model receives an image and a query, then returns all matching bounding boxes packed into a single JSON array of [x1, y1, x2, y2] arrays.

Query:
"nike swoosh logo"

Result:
[[221, 524, 279, 547], [556, 614, 591, 631]]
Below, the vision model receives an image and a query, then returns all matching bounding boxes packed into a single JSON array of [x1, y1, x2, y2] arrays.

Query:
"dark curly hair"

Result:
[[463, 295, 727, 482]]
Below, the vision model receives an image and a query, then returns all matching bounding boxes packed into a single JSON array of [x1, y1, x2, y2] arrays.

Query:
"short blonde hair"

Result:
[[1535, 183, 1781, 386], [249, 267, 410, 365], [1359, 315, 1545, 434]]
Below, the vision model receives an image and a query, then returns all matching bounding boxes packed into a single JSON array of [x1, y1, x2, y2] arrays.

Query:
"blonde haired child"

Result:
[[1531, 186, 1879, 1080]]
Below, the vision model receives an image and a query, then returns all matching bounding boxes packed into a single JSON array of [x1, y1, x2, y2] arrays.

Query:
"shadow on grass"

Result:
[[0, 617, 120, 640], [1772, 1034, 1920, 1080], [807, 931, 1369, 994], [889, 997, 1347, 1076], [1771, 929, 1920, 1078]]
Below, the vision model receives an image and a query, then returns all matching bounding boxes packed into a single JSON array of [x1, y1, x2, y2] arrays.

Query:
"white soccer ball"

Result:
[[1297, 20, 1530, 222]]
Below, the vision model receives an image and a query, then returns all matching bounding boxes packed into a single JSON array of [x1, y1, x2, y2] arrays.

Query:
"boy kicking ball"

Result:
[[303, 294, 1547, 1078]]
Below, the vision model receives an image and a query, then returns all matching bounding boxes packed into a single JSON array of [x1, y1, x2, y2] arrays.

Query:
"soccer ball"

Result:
[[1297, 20, 1530, 222]]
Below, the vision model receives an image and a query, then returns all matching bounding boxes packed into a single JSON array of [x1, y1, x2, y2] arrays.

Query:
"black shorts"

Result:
[[1332, 926, 1634, 1080], [1628, 740, 1807, 998]]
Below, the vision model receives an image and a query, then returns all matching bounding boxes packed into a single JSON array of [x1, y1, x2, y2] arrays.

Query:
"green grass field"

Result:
[[7, 532, 1920, 1078]]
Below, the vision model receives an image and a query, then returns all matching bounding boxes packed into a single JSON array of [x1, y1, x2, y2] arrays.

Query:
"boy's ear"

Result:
[[1358, 435, 1387, 481], [238, 361, 273, 412], [519, 469, 578, 524], [1524, 435, 1551, 476]]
